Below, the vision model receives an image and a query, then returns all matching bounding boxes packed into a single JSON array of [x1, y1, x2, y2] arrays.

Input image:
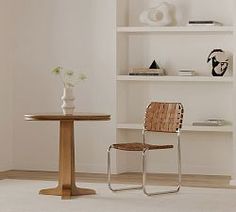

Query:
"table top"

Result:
[[24, 113, 111, 121]]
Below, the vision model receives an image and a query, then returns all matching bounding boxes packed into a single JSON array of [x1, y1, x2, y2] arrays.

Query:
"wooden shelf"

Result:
[[117, 123, 233, 132], [117, 26, 234, 33], [117, 75, 233, 82]]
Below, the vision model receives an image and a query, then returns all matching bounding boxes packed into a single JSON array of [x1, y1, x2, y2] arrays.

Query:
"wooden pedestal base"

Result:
[[39, 186, 96, 200], [40, 120, 96, 199]]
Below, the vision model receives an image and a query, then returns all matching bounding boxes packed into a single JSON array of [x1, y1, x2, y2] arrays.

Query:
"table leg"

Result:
[[39, 120, 96, 199]]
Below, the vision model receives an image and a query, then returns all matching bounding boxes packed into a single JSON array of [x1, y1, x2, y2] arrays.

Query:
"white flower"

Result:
[[51, 66, 86, 88]]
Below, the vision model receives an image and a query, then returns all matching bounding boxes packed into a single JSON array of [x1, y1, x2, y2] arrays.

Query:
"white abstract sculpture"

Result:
[[139, 2, 175, 26]]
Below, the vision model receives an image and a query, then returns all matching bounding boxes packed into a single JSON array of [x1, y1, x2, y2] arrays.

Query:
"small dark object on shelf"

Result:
[[129, 72, 161, 76], [149, 60, 160, 69], [188, 20, 222, 26]]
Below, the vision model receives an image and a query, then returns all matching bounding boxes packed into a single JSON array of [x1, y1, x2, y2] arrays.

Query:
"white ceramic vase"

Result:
[[61, 87, 75, 115]]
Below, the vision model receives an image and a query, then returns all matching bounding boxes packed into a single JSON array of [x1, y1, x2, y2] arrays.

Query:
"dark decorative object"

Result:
[[149, 60, 160, 69], [129, 60, 164, 76], [207, 49, 229, 76], [188, 21, 222, 26]]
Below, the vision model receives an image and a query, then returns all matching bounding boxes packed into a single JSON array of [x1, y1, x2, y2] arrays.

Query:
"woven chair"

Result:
[[107, 102, 184, 196]]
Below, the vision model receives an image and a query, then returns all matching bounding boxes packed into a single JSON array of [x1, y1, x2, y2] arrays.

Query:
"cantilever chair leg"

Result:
[[142, 134, 182, 196], [107, 145, 143, 192]]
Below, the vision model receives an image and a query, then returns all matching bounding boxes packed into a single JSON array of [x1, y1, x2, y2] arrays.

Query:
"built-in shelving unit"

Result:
[[116, 0, 235, 176]]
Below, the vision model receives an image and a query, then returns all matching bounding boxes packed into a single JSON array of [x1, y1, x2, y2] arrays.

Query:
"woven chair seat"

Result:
[[112, 142, 173, 151]]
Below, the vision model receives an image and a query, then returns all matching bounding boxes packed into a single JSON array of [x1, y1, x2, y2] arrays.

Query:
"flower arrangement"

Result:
[[51, 66, 87, 88]]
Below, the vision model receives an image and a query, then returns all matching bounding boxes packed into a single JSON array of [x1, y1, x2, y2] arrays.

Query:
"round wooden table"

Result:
[[25, 113, 111, 199]]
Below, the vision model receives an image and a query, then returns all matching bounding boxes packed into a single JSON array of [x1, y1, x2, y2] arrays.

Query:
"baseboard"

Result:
[[12, 163, 107, 174], [76, 163, 107, 173], [11, 163, 231, 176], [1, 170, 235, 189], [0, 171, 9, 180]]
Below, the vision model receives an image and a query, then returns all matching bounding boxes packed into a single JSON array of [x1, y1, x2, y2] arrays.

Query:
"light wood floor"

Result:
[[0, 170, 235, 189]]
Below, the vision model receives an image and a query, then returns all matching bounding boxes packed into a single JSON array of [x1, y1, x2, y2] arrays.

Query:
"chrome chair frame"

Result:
[[107, 129, 182, 196], [142, 130, 181, 196], [107, 102, 183, 196]]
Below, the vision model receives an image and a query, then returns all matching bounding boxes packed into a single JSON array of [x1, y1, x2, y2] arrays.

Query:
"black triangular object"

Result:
[[149, 60, 160, 69]]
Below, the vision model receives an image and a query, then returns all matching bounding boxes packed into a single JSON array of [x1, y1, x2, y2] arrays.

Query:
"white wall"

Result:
[[2, 0, 234, 177], [0, 0, 13, 171], [10, 0, 116, 172]]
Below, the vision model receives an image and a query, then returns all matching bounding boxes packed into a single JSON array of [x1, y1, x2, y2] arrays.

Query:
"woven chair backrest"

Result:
[[144, 102, 184, 133]]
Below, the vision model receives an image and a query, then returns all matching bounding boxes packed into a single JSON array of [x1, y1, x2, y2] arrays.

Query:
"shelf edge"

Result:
[[117, 75, 233, 82], [117, 26, 234, 33], [117, 123, 233, 132]]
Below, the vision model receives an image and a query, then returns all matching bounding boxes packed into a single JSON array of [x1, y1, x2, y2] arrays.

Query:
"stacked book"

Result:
[[129, 68, 165, 76], [178, 70, 196, 76], [192, 119, 225, 126], [188, 21, 223, 26], [129, 60, 165, 76]]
